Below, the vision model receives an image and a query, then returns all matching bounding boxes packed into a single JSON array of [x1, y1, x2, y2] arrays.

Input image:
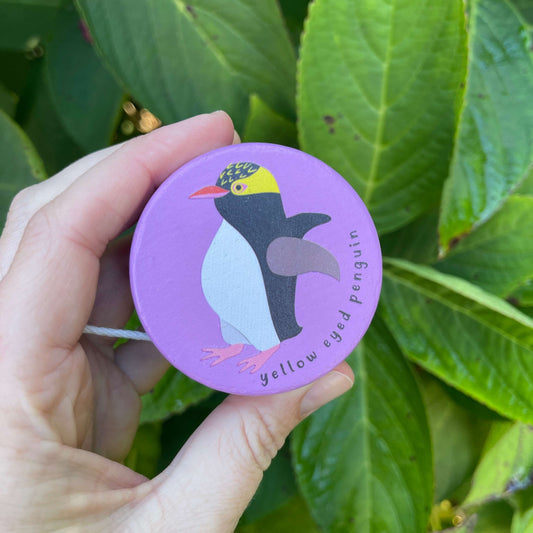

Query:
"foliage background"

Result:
[[0, 0, 532, 531]]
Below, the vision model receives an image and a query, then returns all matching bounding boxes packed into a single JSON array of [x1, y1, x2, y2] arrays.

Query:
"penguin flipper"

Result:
[[286, 212, 331, 238], [266, 237, 340, 281]]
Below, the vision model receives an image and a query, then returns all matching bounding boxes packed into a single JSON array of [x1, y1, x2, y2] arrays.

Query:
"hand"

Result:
[[0, 112, 354, 532]]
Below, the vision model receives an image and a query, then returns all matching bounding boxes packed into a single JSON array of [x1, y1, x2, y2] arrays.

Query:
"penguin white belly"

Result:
[[201, 220, 280, 351]]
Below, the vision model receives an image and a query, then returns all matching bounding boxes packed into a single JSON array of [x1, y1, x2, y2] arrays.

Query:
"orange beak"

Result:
[[189, 185, 229, 199]]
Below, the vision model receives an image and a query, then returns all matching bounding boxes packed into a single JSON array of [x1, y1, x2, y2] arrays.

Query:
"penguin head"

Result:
[[189, 163, 280, 200], [217, 163, 280, 197]]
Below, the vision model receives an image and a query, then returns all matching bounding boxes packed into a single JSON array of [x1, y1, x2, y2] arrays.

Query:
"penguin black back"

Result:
[[215, 193, 330, 342]]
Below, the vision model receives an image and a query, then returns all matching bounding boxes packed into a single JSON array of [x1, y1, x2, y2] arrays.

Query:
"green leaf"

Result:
[[0, 109, 46, 224], [438, 0, 533, 253], [380, 258, 533, 423], [240, 442, 297, 525], [292, 319, 432, 533], [18, 58, 84, 175], [465, 423, 533, 506], [123, 422, 162, 479], [516, 166, 533, 197], [456, 501, 515, 532], [243, 94, 297, 147], [46, 2, 123, 152], [0, 82, 17, 116], [75, 0, 296, 130], [297, 0, 467, 234], [420, 374, 490, 502], [436, 196, 533, 297], [512, 0, 533, 26], [509, 281, 533, 309], [512, 502, 533, 533], [379, 210, 439, 265], [278, 0, 310, 48], [0, 0, 61, 51], [140, 367, 214, 424], [236, 495, 320, 533]]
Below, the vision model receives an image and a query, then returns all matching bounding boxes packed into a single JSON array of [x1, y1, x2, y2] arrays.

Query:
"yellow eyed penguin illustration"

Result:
[[190, 162, 339, 373]]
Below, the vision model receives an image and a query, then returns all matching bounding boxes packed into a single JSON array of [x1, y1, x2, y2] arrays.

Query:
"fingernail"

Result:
[[210, 110, 226, 116], [300, 370, 354, 418]]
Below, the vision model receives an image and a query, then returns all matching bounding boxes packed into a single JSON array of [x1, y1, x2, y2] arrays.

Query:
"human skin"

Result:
[[0, 112, 354, 532]]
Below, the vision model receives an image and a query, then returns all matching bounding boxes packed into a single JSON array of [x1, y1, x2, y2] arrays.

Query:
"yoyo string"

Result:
[[83, 325, 151, 341]]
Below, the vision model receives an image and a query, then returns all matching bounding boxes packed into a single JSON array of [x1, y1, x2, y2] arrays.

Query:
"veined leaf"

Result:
[[465, 423, 533, 506], [380, 258, 533, 423], [292, 319, 432, 533], [297, 0, 467, 234], [140, 367, 213, 424], [439, 0, 533, 253], [46, 2, 123, 152], [436, 196, 533, 298], [75, 0, 296, 129], [420, 374, 490, 502], [0, 110, 46, 225]]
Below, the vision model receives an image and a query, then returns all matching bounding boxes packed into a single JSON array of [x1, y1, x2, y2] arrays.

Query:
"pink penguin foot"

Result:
[[238, 344, 280, 374], [201, 344, 244, 367]]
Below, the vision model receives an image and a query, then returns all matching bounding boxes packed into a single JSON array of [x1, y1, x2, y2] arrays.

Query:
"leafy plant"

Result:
[[1, 0, 532, 531]]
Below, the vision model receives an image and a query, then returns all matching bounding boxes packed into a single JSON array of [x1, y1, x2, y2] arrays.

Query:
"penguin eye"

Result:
[[232, 182, 247, 194]]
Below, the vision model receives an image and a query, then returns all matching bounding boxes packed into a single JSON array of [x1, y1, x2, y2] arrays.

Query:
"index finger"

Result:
[[0, 112, 235, 356]]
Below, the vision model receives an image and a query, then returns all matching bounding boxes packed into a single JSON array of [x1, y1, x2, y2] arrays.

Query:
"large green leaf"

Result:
[[439, 0, 533, 253], [140, 367, 214, 424], [0, 110, 46, 224], [75, 0, 296, 129], [46, 2, 123, 152], [0, 0, 61, 51], [420, 374, 490, 502], [292, 319, 432, 533], [465, 423, 533, 506], [297, 0, 467, 234], [380, 258, 533, 423], [436, 196, 533, 297]]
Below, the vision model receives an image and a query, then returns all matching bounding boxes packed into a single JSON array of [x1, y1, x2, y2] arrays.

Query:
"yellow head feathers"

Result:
[[217, 162, 280, 196]]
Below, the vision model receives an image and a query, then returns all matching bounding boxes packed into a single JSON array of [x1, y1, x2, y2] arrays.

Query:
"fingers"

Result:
[[114, 341, 169, 395], [138, 363, 354, 532], [0, 143, 123, 279], [0, 112, 235, 365], [87, 235, 134, 344]]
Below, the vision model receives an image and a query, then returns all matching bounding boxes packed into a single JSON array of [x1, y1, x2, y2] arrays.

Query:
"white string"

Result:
[[83, 325, 152, 342]]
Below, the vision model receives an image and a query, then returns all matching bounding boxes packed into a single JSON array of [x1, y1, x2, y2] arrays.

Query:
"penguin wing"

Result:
[[266, 237, 340, 281], [286, 213, 331, 238]]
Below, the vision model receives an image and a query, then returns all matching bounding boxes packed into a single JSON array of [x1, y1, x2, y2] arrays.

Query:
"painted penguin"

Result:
[[190, 162, 339, 373]]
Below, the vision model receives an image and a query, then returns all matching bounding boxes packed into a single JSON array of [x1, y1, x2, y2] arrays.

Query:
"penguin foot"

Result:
[[201, 344, 245, 367], [238, 345, 280, 374]]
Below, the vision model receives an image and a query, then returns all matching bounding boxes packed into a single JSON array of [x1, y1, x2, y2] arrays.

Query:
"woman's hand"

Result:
[[0, 112, 353, 532]]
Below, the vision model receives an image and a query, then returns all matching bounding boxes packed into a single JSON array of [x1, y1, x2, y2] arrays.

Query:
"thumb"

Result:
[[138, 363, 353, 533]]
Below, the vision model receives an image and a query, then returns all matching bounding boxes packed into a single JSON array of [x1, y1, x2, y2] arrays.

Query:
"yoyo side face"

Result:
[[130, 143, 382, 395]]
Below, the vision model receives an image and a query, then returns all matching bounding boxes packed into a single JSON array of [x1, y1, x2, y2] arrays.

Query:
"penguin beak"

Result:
[[189, 185, 230, 199]]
